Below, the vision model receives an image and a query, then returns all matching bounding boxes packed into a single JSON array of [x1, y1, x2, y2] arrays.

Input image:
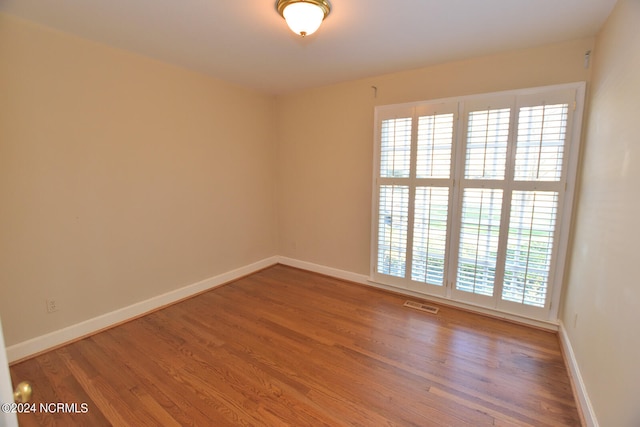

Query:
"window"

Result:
[[371, 83, 585, 322]]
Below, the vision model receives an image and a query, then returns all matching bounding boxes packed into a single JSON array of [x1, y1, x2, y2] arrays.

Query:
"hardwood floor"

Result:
[[9, 265, 581, 426]]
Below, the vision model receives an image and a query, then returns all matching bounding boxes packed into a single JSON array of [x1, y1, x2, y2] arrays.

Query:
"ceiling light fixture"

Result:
[[276, 0, 331, 37]]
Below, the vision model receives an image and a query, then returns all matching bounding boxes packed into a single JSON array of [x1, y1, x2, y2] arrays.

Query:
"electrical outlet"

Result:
[[46, 298, 59, 313]]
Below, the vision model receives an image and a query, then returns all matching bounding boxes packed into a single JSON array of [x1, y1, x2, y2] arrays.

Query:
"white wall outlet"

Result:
[[46, 298, 59, 313]]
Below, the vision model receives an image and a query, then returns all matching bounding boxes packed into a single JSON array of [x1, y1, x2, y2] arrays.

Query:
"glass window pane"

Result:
[[456, 188, 503, 296], [380, 118, 412, 178], [412, 187, 449, 285], [417, 113, 454, 179], [377, 185, 409, 277], [465, 108, 510, 180], [515, 104, 568, 182], [502, 191, 558, 307]]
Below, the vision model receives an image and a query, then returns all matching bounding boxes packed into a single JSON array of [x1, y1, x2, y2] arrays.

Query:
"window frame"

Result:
[[370, 82, 586, 323]]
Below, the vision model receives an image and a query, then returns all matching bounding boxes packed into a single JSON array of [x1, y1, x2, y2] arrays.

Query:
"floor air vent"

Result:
[[403, 300, 439, 314]]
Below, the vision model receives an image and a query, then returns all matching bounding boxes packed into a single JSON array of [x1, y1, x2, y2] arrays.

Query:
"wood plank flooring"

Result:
[[9, 265, 581, 426]]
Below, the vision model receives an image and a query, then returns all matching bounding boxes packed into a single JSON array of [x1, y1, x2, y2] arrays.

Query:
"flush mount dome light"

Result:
[[276, 0, 331, 37]]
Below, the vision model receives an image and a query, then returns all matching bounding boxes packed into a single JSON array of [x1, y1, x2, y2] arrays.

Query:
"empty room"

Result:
[[0, 0, 638, 425]]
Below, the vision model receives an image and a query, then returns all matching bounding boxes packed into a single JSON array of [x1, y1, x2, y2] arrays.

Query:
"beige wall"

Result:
[[561, 1, 640, 426], [276, 37, 594, 275], [0, 15, 278, 346]]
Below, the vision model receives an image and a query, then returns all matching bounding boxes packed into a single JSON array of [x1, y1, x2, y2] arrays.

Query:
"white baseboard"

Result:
[[7, 256, 363, 363], [6, 256, 279, 363], [558, 321, 599, 427], [277, 257, 369, 285]]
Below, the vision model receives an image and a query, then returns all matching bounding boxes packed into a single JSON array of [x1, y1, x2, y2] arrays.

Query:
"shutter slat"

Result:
[[380, 118, 412, 178], [465, 108, 511, 180], [412, 187, 449, 285], [456, 188, 503, 296], [417, 113, 454, 179], [377, 185, 409, 278], [514, 104, 568, 182], [502, 191, 558, 307]]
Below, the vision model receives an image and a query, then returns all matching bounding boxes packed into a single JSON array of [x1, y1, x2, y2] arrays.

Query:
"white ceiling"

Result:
[[0, 0, 617, 94]]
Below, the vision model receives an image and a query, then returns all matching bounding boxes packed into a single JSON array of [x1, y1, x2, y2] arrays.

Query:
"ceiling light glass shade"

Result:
[[276, 0, 331, 37]]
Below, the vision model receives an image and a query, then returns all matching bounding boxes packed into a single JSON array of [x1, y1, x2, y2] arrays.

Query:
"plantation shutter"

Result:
[[372, 83, 584, 322], [503, 191, 559, 307], [411, 110, 455, 288], [373, 104, 457, 294], [456, 188, 503, 296], [498, 98, 571, 313], [376, 114, 411, 277]]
